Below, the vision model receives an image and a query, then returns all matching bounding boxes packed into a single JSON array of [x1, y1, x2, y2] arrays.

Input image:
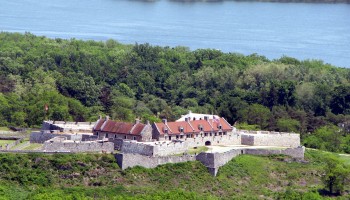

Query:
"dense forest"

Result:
[[1, 32, 350, 151]]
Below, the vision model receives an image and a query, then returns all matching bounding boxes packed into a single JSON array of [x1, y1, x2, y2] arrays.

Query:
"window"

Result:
[[218, 125, 222, 129], [124, 136, 127, 139], [210, 133, 212, 136], [179, 126, 184, 132], [176, 135, 179, 139], [106, 133, 109, 138], [133, 136, 137, 140], [214, 133, 217, 136], [180, 135, 184, 139], [114, 135, 117, 138], [96, 132, 99, 136], [223, 132, 227, 135], [204, 133, 208, 137]]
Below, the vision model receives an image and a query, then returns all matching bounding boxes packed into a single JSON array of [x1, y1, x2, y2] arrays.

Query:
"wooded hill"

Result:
[[1, 32, 350, 152]]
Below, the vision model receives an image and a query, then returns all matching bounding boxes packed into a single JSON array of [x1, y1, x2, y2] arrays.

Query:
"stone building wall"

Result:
[[240, 133, 300, 147], [140, 124, 153, 142]]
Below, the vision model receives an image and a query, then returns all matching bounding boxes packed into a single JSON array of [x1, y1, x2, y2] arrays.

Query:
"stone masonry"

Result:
[[240, 132, 300, 147], [42, 137, 114, 153], [116, 146, 305, 176]]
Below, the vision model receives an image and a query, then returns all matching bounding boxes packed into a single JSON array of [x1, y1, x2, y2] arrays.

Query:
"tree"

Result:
[[303, 126, 343, 152], [276, 118, 300, 133], [330, 85, 350, 115], [238, 104, 271, 130], [322, 155, 350, 195]]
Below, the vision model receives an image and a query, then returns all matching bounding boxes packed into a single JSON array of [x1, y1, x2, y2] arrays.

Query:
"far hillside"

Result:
[[1, 32, 350, 153]]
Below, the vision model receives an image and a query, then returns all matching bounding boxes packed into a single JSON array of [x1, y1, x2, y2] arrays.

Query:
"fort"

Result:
[[25, 112, 304, 176]]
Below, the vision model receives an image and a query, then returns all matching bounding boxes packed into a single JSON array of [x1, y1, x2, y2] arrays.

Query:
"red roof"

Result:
[[93, 119, 146, 136], [154, 117, 232, 135], [94, 119, 105, 131], [131, 123, 146, 135]]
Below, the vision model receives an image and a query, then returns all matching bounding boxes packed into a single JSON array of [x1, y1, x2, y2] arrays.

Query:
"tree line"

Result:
[[1, 32, 350, 151]]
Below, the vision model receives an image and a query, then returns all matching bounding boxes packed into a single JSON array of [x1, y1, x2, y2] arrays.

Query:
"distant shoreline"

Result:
[[171, 0, 350, 3]]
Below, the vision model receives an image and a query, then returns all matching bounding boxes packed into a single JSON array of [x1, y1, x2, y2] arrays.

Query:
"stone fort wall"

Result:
[[30, 132, 83, 143], [120, 133, 242, 157], [115, 153, 196, 170], [42, 140, 114, 153], [240, 132, 300, 147], [117, 146, 305, 176]]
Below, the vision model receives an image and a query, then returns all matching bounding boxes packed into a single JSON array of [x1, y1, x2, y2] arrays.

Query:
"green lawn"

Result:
[[0, 127, 10, 131], [22, 143, 43, 150], [187, 146, 209, 154], [0, 140, 15, 146]]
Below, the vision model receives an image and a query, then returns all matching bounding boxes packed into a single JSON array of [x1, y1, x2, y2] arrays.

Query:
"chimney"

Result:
[[204, 116, 209, 121], [162, 119, 167, 124], [146, 120, 150, 125], [188, 110, 192, 114], [185, 118, 189, 122], [135, 119, 140, 124], [105, 116, 110, 121]]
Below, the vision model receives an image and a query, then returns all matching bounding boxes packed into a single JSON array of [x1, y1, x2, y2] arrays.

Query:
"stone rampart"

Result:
[[116, 146, 305, 176], [30, 131, 88, 143], [196, 149, 243, 176], [121, 141, 155, 156], [108, 138, 124, 150], [184, 134, 241, 147], [240, 132, 300, 147], [119, 133, 240, 157], [244, 146, 305, 159], [42, 140, 114, 153], [120, 141, 190, 156], [30, 132, 70, 143], [115, 153, 196, 170]]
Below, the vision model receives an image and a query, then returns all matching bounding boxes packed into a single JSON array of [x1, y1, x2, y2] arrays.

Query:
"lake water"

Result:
[[0, 0, 350, 67]]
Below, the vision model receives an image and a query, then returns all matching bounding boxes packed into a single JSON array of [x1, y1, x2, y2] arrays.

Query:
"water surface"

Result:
[[1, 0, 349, 67]]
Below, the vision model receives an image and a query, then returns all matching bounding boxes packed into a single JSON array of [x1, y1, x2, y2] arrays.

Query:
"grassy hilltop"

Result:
[[0, 150, 349, 199]]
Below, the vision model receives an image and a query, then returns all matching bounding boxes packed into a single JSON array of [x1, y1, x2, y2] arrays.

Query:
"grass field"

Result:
[[0, 140, 15, 146], [0, 127, 10, 131], [21, 143, 43, 150]]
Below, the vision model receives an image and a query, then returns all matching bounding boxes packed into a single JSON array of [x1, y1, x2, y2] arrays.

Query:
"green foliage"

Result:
[[303, 125, 344, 152], [276, 118, 301, 132], [321, 155, 350, 195], [238, 104, 271, 129], [236, 122, 260, 131], [0, 32, 350, 141]]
